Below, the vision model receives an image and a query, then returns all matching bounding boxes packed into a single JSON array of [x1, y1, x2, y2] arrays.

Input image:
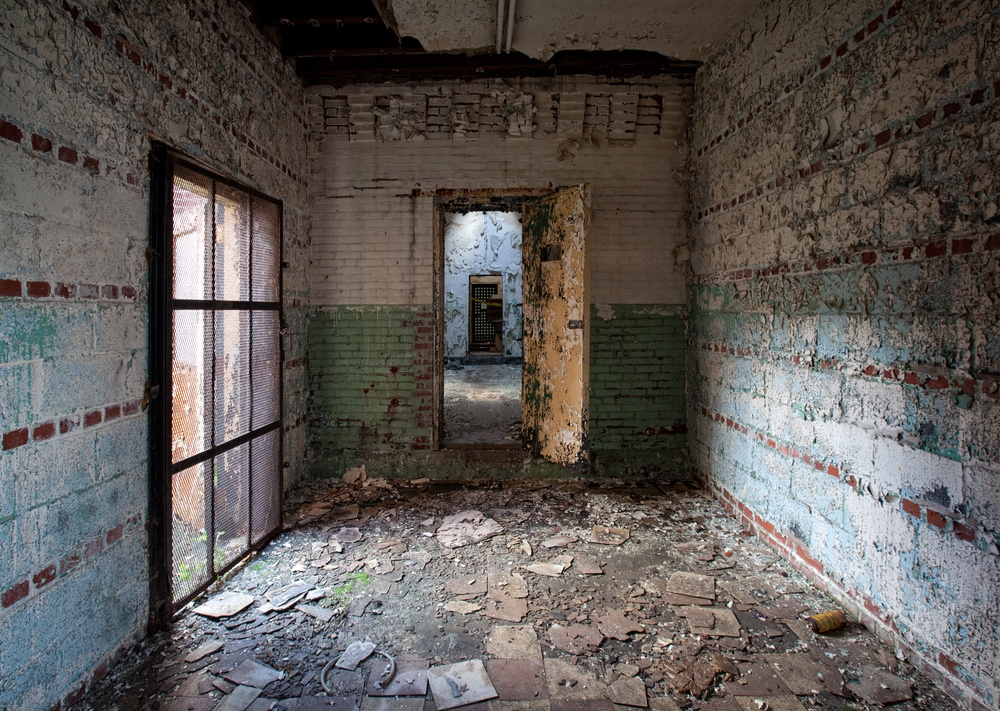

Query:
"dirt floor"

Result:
[[443, 364, 521, 446], [77, 477, 960, 711]]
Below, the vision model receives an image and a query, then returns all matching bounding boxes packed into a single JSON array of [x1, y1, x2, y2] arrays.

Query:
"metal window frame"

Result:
[[148, 143, 284, 627]]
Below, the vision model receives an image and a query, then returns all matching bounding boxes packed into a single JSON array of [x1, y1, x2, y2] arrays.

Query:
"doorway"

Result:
[[442, 211, 523, 447], [434, 187, 592, 469]]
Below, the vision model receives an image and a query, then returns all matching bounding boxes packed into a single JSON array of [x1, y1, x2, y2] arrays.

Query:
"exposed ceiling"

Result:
[[243, 0, 760, 83]]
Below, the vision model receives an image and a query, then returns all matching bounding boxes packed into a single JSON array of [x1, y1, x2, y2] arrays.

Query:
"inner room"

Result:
[[1, 1, 998, 711], [442, 210, 523, 448]]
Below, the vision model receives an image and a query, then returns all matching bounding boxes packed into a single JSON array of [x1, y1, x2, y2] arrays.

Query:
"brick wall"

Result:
[[306, 76, 692, 473], [688, 0, 1000, 707], [0, 1, 308, 709]]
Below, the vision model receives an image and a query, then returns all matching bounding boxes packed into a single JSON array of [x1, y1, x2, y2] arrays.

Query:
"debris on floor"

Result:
[[77, 478, 960, 711]]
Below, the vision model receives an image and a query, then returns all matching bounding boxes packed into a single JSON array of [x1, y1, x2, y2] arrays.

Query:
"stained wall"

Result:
[[307, 76, 692, 475], [443, 211, 523, 359], [0, 1, 309, 709], [688, 0, 1000, 706]]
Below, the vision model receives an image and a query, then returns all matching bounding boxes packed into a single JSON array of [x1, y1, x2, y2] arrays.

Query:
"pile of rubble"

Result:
[[77, 476, 957, 711]]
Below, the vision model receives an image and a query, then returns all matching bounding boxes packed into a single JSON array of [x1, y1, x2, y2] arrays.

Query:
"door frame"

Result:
[[431, 189, 552, 451], [148, 143, 285, 627]]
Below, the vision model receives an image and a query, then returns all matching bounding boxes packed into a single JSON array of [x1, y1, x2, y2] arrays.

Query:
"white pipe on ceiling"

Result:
[[495, 0, 506, 53], [504, 0, 517, 53]]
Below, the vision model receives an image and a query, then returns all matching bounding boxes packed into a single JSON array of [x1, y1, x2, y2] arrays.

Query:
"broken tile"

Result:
[[336, 641, 376, 670], [647, 700, 681, 711], [573, 556, 603, 575], [734, 697, 806, 711], [487, 702, 551, 711], [185, 639, 224, 662], [428, 660, 499, 710], [192, 592, 255, 619], [488, 571, 529, 599], [723, 662, 792, 696], [366, 659, 429, 697], [361, 698, 423, 711], [548, 624, 604, 654], [446, 577, 489, 596], [543, 534, 578, 548], [487, 625, 541, 659], [544, 658, 609, 701], [484, 595, 528, 622], [595, 610, 644, 640], [608, 678, 647, 708], [664, 572, 715, 600], [224, 659, 284, 688], [845, 665, 912, 704], [214, 685, 262, 711], [436, 511, 504, 548], [526, 562, 567, 577], [266, 581, 313, 610], [485, 659, 547, 700], [298, 603, 335, 622], [163, 698, 216, 711], [245, 700, 277, 711], [589, 526, 630, 546], [445, 600, 483, 614], [762, 653, 833, 695], [686, 608, 715, 629], [682, 606, 741, 637], [548, 702, 613, 711], [336, 527, 363, 543]]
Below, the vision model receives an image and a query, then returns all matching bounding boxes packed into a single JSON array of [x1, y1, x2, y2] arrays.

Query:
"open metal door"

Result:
[[521, 185, 591, 469]]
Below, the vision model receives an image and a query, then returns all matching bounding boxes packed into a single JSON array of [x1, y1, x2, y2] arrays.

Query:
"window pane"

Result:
[[252, 310, 280, 429], [172, 166, 212, 300], [252, 198, 280, 302], [214, 310, 250, 445], [172, 461, 210, 601], [215, 183, 250, 302], [172, 310, 212, 463]]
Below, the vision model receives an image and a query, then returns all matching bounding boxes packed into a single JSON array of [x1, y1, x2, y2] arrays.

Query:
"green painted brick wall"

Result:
[[306, 303, 687, 474], [589, 304, 687, 452], [308, 305, 434, 468]]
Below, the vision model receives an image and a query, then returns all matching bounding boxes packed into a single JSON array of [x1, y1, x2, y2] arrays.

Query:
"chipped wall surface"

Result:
[[688, 0, 1000, 707], [385, 0, 760, 62], [521, 186, 590, 468], [306, 75, 691, 469], [0, 1, 309, 709], [443, 211, 523, 358]]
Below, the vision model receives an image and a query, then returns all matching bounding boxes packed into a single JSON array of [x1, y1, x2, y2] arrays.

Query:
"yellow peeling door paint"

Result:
[[522, 185, 591, 469]]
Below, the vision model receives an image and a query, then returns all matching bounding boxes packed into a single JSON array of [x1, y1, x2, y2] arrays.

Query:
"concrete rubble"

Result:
[[76, 479, 950, 711]]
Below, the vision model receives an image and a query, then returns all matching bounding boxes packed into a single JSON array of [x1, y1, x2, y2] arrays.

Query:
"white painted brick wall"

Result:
[[308, 76, 693, 307]]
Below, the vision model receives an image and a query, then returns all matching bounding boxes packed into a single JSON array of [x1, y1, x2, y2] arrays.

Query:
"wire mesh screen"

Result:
[[215, 184, 250, 302], [171, 310, 213, 463], [171, 461, 210, 602], [252, 199, 280, 302], [252, 310, 280, 429], [172, 167, 212, 301], [213, 443, 250, 572], [214, 309, 251, 446], [251, 430, 281, 545], [168, 162, 282, 609]]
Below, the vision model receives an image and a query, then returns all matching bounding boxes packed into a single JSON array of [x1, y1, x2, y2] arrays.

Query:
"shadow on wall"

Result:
[[444, 211, 522, 358]]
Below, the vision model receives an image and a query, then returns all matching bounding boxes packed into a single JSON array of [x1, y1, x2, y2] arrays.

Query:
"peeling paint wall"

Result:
[[443, 211, 523, 358], [522, 186, 590, 469], [688, 0, 1000, 707], [307, 75, 691, 472], [0, 2, 309, 709]]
